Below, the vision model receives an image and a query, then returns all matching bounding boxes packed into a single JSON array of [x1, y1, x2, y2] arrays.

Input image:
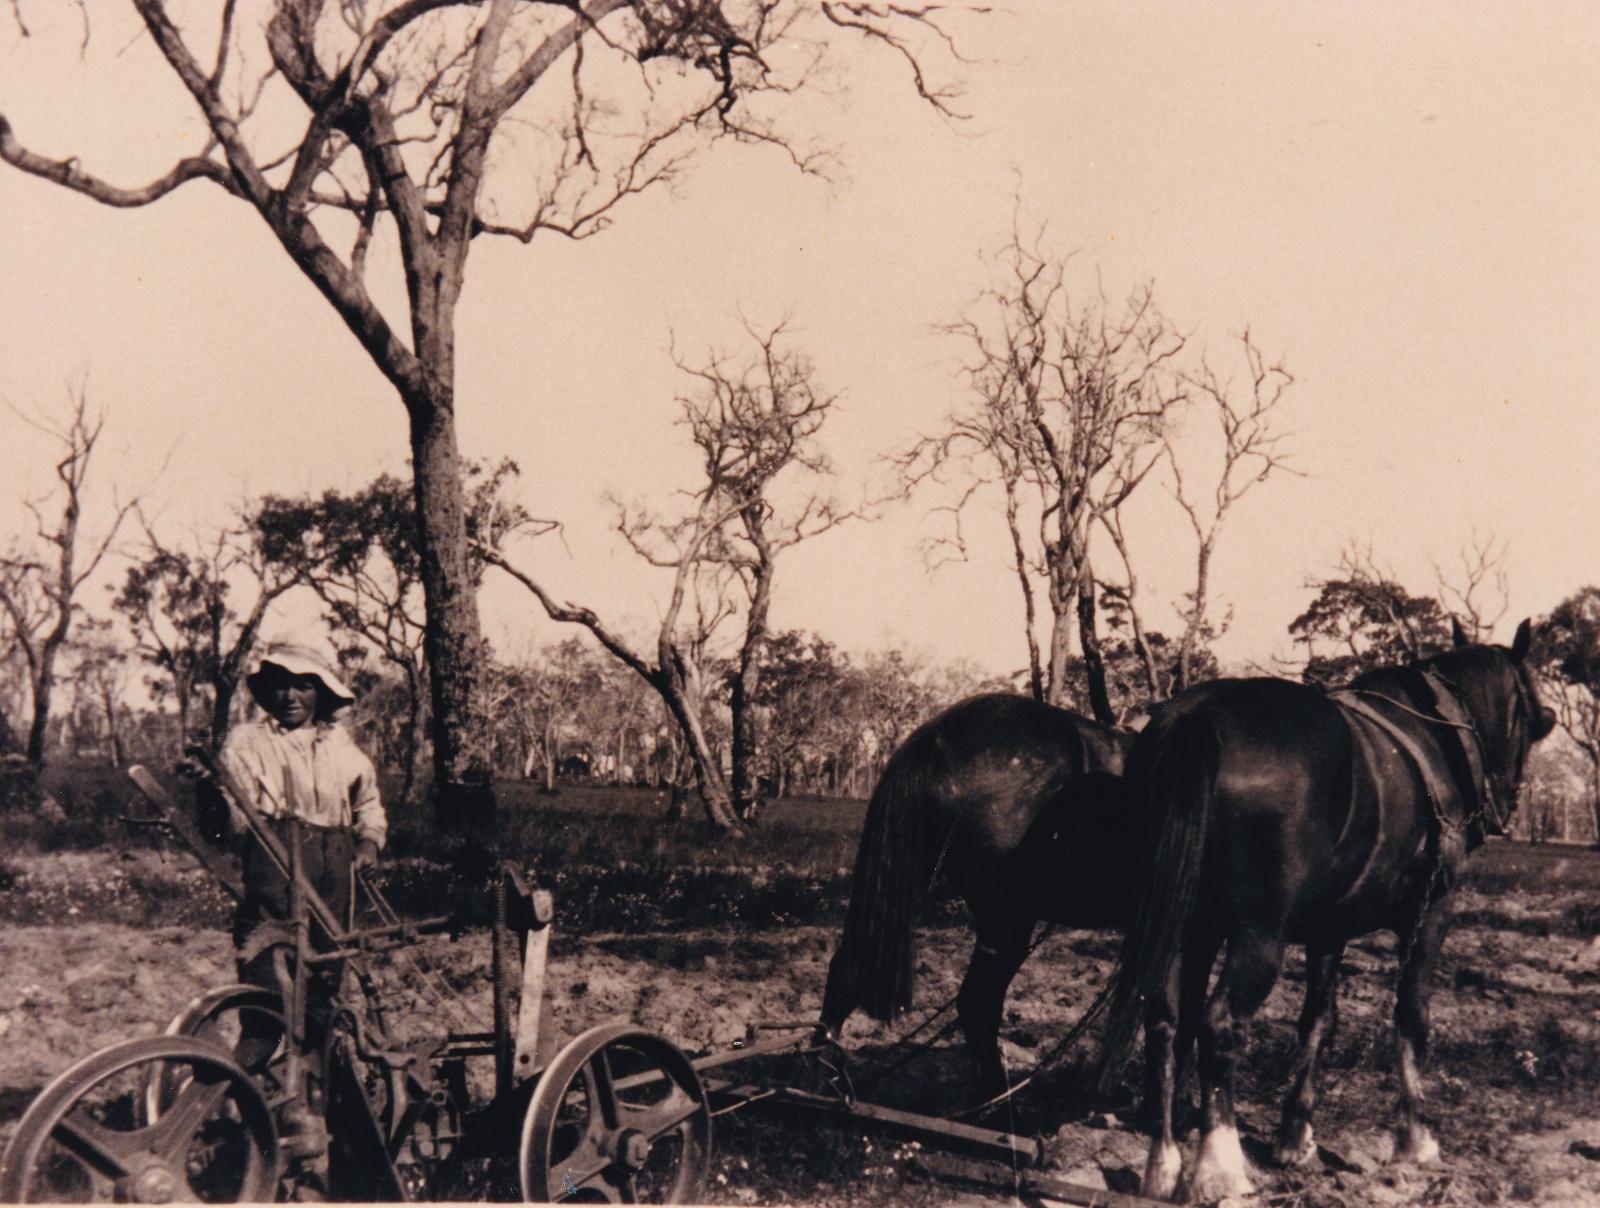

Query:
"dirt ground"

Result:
[[3, 848, 1600, 1205]]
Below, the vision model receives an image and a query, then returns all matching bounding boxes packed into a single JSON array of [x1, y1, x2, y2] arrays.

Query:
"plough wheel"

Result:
[[519, 1023, 710, 1204], [145, 985, 288, 1124], [0, 1035, 279, 1203]]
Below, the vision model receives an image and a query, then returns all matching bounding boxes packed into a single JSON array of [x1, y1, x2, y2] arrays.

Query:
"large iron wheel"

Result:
[[0, 1035, 279, 1203], [519, 1023, 711, 1204], [145, 984, 288, 1124]]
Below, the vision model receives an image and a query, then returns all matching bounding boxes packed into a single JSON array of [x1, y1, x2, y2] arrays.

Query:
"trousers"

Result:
[[232, 816, 354, 1031]]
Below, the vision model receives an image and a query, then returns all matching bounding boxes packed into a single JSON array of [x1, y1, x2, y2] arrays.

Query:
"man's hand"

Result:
[[354, 838, 380, 871]]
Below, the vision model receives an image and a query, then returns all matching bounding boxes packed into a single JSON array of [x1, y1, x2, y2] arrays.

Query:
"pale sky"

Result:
[[3, 2, 1598, 683]]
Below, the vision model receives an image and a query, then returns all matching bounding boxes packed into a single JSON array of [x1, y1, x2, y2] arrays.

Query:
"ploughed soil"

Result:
[[2, 845, 1599, 1205]]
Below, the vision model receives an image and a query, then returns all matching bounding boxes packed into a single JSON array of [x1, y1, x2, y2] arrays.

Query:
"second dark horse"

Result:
[[820, 693, 1132, 1099], [1098, 621, 1555, 1202]]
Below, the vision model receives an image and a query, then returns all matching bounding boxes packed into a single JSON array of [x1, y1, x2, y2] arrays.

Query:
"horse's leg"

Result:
[[957, 909, 1035, 1104], [1393, 899, 1450, 1166], [1188, 927, 1284, 1203], [1170, 929, 1222, 1128], [1273, 939, 1345, 1167], [1138, 944, 1188, 1201]]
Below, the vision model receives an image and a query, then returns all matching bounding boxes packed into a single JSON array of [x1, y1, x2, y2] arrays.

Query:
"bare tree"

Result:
[[898, 219, 1186, 714], [0, 390, 137, 768], [1158, 328, 1295, 692], [671, 321, 848, 819], [1, 0, 973, 840], [1433, 529, 1511, 642], [484, 322, 844, 827]]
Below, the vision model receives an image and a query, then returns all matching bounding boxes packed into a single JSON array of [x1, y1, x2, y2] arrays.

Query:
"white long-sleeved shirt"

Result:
[[218, 717, 387, 849]]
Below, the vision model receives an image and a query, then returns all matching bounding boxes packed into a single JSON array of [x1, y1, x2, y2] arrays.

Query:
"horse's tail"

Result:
[[821, 738, 937, 1027], [1096, 713, 1220, 1093]]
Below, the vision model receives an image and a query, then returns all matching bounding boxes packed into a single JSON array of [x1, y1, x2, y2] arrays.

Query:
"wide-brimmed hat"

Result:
[[246, 640, 356, 709]]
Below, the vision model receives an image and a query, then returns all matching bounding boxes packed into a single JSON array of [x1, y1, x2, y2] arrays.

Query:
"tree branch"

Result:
[[0, 115, 235, 206]]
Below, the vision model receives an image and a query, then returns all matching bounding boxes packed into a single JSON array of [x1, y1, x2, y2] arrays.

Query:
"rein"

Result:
[[1344, 687, 1476, 733]]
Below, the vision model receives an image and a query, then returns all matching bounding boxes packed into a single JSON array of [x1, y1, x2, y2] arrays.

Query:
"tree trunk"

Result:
[[209, 676, 238, 753], [541, 717, 558, 794], [396, 660, 425, 806], [731, 546, 773, 822], [1076, 575, 1116, 725], [657, 674, 738, 829], [730, 675, 756, 815], [1044, 594, 1075, 707], [101, 683, 124, 769], [1175, 539, 1215, 693], [1005, 485, 1044, 703], [408, 395, 496, 844], [1043, 543, 1078, 707], [25, 668, 53, 769]]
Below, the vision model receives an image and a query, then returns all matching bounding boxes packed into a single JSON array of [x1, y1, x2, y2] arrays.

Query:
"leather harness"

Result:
[[1330, 668, 1491, 840]]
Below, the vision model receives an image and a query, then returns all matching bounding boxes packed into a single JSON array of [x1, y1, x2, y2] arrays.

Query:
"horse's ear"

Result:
[[1451, 616, 1470, 648], [1510, 618, 1533, 663]]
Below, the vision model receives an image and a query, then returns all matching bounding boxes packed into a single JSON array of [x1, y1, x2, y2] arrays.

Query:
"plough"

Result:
[[0, 760, 1153, 1204]]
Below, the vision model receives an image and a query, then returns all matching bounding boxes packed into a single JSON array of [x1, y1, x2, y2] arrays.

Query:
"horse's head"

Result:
[[1433, 618, 1557, 833]]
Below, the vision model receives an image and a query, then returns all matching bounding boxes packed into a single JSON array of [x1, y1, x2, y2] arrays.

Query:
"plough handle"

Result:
[[128, 757, 347, 949], [126, 765, 247, 904]]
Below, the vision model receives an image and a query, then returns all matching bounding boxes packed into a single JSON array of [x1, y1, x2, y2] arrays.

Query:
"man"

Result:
[[211, 639, 387, 1168], [216, 639, 386, 1038]]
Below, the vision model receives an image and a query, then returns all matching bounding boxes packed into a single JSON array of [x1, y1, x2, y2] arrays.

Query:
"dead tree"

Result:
[[1434, 530, 1511, 642], [1, 0, 977, 838], [0, 390, 137, 769], [899, 220, 1185, 715], [673, 322, 847, 820], [485, 321, 844, 827], [1161, 328, 1296, 692]]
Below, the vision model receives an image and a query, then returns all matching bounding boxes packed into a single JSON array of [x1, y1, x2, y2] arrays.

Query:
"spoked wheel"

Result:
[[145, 985, 288, 1124], [0, 1035, 279, 1203], [519, 1023, 711, 1204]]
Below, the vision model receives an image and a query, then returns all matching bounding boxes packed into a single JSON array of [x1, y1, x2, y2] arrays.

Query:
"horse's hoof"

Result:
[[1272, 1123, 1317, 1168], [1185, 1124, 1255, 1203], [1141, 1139, 1183, 1201], [1394, 1126, 1441, 1167]]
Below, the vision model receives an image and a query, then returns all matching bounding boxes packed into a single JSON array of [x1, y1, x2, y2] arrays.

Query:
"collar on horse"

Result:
[[1331, 666, 1503, 838]]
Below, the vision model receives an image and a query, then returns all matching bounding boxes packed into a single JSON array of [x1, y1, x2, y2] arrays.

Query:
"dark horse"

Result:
[[1098, 621, 1554, 1202], [820, 692, 1132, 1099]]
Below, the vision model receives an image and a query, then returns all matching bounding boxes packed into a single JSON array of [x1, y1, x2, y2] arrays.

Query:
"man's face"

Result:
[[263, 671, 321, 730]]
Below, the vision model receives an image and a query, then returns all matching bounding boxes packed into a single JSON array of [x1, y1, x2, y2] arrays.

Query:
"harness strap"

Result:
[[1333, 663, 1500, 834], [1330, 690, 1465, 830], [1415, 668, 1492, 820]]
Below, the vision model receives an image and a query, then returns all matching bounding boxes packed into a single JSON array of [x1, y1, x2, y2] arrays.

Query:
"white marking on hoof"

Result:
[[1142, 1138, 1183, 1201], [1273, 1122, 1317, 1168], [1394, 1125, 1441, 1166], [1187, 1123, 1255, 1202]]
